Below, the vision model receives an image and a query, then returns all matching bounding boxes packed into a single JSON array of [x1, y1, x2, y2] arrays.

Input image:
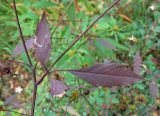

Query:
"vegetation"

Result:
[[0, 0, 160, 115]]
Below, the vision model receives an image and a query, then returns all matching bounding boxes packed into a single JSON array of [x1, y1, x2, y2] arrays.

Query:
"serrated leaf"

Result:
[[133, 51, 142, 74], [66, 63, 142, 87], [35, 12, 51, 65], [50, 79, 69, 97], [12, 38, 34, 57]]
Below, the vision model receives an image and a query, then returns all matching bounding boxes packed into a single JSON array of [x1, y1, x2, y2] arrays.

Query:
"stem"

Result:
[[77, 79, 99, 115], [31, 63, 37, 116], [31, 84, 37, 116], [12, 1, 37, 115], [51, 0, 73, 37], [37, 0, 121, 85], [12, 0, 32, 67]]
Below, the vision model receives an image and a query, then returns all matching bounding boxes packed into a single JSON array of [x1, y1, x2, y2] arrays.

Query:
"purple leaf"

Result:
[[4, 94, 17, 105], [35, 12, 51, 65], [67, 63, 142, 87], [133, 51, 142, 74], [12, 38, 34, 57], [149, 78, 158, 98], [4, 94, 23, 109], [96, 38, 116, 50], [50, 79, 69, 97]]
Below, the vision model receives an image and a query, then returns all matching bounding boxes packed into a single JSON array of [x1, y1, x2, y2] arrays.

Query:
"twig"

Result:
[[37, 0, 121, 85], [51, 0, 73, 38], [77, 78, 99, 115], [34, 60, 39, 71], [12, 0, 32, 67], [31, 61, 38, 116], [31, 84, 37, 116], [12, 1, 37, 115]]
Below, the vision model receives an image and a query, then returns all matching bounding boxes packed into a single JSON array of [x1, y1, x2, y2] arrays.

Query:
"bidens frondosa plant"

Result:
[[1, 0, 154, 115]]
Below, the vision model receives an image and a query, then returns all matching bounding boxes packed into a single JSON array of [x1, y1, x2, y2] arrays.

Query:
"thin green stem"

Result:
[[51, 0, 73, 38], [77, 78, 99, 115]]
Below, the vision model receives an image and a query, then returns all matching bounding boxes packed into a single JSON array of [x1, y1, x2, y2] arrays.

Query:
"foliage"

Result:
[[0, 0, 160, 115]]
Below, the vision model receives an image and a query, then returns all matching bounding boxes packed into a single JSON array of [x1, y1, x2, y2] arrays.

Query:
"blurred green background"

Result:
[[0, 0, 160, 115]]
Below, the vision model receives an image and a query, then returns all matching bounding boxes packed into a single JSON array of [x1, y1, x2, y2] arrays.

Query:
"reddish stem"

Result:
[[12, 0, 32, 67], [37, 0, 121, 85]]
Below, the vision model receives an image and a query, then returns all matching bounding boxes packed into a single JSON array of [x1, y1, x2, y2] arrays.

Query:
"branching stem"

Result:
[[12, 0, 121, 115], [37, 0, 121, 85], [12, 1, 37, 116]]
